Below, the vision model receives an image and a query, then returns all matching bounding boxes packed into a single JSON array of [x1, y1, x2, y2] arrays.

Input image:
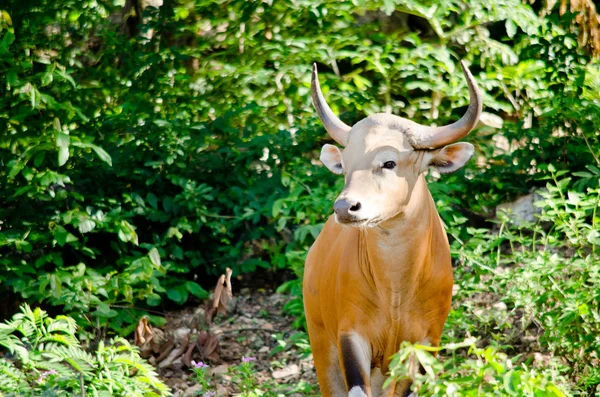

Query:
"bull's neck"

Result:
[[360, 174, 443, 281]]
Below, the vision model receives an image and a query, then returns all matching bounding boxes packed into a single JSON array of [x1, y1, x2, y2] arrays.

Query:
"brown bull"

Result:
[[303, 61, 482, 397]]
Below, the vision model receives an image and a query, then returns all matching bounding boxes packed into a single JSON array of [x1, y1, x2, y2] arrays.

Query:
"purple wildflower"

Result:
[[242, 356, 256, 362], [191, 360, 209, 369], [37, 369, 59, 383], [203, 392, 215, 397]]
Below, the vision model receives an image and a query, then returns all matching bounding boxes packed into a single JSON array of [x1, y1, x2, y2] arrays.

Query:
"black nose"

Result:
[[333, 199, 362, 221]]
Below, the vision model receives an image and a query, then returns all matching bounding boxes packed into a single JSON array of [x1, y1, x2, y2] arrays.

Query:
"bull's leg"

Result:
[[338, 332, 372, 397], [307, 322, 345, 396]]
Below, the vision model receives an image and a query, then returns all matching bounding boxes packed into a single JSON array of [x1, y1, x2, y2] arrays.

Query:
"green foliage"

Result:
[[0, 304, 170, 396], [443, 170, 600, 394], [386, 338, 566, 396]]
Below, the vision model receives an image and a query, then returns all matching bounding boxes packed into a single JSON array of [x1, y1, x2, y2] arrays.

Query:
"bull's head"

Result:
[[312, 61, 482, 227]]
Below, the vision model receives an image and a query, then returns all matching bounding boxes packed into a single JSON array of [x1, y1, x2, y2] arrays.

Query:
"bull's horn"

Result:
[[311, 63, 351, 146], [410, 61, 482, 149]]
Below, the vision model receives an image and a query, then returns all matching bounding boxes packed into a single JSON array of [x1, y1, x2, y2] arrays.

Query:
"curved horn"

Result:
[[311, 63, 351, 146], [410, 61, 482, 149]]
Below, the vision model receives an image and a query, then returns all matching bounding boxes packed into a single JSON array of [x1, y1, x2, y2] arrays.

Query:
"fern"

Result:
[[39, 333, 80, 348], [48, 345, 96, 374], [0, 360, 28, 392], [0, 304, 171, 396]]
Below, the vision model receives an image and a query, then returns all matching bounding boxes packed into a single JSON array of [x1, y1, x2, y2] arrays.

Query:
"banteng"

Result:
[[303, 61, 482, 397]]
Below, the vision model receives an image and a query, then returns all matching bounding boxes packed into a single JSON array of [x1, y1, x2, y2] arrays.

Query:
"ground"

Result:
[[143, 290, 318, 397]]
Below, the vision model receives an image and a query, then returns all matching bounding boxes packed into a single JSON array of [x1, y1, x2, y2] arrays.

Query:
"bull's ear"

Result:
[[320, 144, 343, 174], [427, 142, 474, 174]]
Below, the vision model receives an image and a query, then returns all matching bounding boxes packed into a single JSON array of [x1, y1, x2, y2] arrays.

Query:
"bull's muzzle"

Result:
[[333, 198, 362, 223]]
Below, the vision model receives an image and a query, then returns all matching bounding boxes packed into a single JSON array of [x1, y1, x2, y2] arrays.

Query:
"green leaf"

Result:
[[0, 31, 15, 55], [33, 151, 46, 167], [94, 303, 118, 318], [56, 132, 70, 147], [166, 288, 187, 304], [7, 69, 18, 86], [54, 226, 79, 246], [505, 19, 517, 38], [185, 281, 209, 299], [58, 146, 69, 166], [55, 69, 76, 88], [146, 294, 161, 306], [68, 10, 81, 21], [8, 160, 26, 179], [147, 193, 158, 209], [30, 86, 36, 108], [50, 274, 62, 298], [147, 315, 167, 327], [78, 219, 95, 234], [118, 220, 138, 245], [41, 72, 53, 86], [71, 141, 112, 166], [272, 199, 285, 217], [148, 248, 161, 267]]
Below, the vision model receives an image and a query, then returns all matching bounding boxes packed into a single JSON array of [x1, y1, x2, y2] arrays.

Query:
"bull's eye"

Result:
[[382, 161, 396, 170]]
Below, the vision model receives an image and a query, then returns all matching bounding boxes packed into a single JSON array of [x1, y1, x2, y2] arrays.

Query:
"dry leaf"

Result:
[[134, 317, 153, 346], [205, 268, 233, 324], [196, 330, 220, 361], [158, 333, 189, 369], [155, 336, 175, 363], [183, 341, 196, 367]]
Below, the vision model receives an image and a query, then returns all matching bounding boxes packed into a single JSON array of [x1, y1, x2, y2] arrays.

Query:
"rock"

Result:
[[493, 302, 508, 311], [267, 293, 284, 305], [258, 346, 270, 353], [173, 328, 190, 344], [496, 191, 544, 226], [217, 386, 228, 396], [522, 335, 537, 345], [272, 364, 300, 379], [251, 337, 265, 350], [170, 357, 184, 371], [183, 384, 202, 397]]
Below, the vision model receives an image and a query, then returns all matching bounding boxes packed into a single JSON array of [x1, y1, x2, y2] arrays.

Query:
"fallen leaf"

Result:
[[155, 336, 175, 363], [195, 330, 221, 361], [272, 364, 300, 379], [206, 267, 233, 324], [134, 317, 153, 346]]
